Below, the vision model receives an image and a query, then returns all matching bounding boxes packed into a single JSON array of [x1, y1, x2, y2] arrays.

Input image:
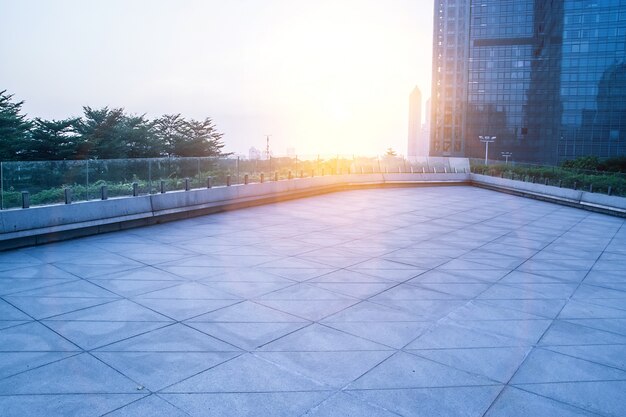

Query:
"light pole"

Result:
[[479, 136, 496, 165], [501, 151, 512, 165], [265, 135, 272, 173]]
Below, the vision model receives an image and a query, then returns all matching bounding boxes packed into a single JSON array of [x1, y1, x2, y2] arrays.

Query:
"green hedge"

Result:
[[472, 164, 626, 196]]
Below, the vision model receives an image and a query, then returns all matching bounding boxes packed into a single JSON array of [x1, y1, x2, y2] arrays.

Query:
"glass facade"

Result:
[[431, 0, 471, 156], [431, 0, 626, 164]]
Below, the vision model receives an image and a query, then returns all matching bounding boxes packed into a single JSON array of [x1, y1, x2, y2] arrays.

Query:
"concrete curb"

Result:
[[0, 173, 470, 250], [6, 171, 622, 251], [471, 173, 626, 217]]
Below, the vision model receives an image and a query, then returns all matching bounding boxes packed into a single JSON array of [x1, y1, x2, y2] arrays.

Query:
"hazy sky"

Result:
[[0, 0, 433, 156]]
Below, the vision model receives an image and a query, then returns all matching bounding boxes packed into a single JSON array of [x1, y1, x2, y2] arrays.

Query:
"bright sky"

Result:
[[0, 0, 433, 157]]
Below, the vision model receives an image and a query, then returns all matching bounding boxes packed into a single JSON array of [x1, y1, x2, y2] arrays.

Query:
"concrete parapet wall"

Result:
[[471, 173, 626, 217], [580, 192, 626, 211], [1, 197, 153, 236], [4, 170, 623, 250], [0, 173, 470, 250]]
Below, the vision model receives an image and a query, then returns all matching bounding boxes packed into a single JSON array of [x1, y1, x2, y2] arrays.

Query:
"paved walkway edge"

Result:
[[3, 172, 624, 251], [471, 173, 626, 218], [0, 173, 470, 250]]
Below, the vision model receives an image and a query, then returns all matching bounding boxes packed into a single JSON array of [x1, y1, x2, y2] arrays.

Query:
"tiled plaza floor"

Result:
[[1, 186, 625, 416]]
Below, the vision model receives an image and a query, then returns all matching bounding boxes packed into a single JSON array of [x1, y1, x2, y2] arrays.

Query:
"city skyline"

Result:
[[430, 0, 626, 164], [0, 0, 434, 157], [407, 85, 423, 158]]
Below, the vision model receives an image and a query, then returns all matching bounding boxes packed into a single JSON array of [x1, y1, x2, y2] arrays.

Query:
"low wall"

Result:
[[471, 173, 626, 217], [0, 173, 470, 250]]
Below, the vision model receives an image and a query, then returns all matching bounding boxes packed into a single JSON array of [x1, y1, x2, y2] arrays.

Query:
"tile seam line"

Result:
[[0, 351, 83, 383], [507, 384, 609, 417], [480, 215, 625, 417], [381, 198, 572, 347], [98, 393, 190, 417], [298, 391, 405, 417], [315, 192, 559, 323], [556, 318, 626, 339]]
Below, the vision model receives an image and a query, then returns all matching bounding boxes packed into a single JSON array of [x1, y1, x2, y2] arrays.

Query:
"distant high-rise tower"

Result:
[[430, 0, 471, 157], [430, 0, 626, 163], [420, 98, 432, 156], [249, 147, 261, 160], [407, 86, 422, 158]]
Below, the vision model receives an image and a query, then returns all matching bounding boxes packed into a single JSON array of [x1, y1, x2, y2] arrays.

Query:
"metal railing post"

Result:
[[0, 161, 3, 210], [86, 159, 90, 200]]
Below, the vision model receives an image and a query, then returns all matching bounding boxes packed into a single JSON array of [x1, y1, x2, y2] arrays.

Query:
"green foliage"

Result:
[[385, 148, 397, 157], [0, 90, 32, 160], [24, 118, 80, 160], [561, 156, 601, 170], [0, 90, 228, 161], [472, 163, 626, 196], [170, 117, 227, 157], [561, 156, 626, 173], [602, 156, 626, 173], [75, 107, 161, 159], [153, 114, 188, 156]]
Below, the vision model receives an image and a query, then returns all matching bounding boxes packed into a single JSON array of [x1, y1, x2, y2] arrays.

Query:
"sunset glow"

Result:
[[0, 0, 433, 156]]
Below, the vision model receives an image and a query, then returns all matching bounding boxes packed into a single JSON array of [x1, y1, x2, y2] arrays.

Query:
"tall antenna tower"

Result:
[[265, 135, 272, 160]]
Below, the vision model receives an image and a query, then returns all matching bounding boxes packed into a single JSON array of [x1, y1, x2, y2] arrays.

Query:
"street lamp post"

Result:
[[479, 136, 496, 165], [501, 151, 512, 165]]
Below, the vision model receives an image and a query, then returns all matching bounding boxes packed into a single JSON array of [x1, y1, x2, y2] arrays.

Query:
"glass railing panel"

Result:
[[470, 160, 626, 197], [0, 156, 505, 210], [88, 159, 138, 199]]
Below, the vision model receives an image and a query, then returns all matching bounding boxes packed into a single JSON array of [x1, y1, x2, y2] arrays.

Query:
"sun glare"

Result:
[[0, 0, 432, 157]]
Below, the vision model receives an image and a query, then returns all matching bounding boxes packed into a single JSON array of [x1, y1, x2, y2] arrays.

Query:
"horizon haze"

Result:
[[0, 0, 433, 157]]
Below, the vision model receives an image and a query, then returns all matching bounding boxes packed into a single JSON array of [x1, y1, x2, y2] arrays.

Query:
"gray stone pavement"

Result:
[[0, 186, 625, 416]]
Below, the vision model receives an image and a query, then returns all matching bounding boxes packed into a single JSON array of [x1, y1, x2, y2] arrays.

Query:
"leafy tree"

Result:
[[122, 115, 161, 158], [561, 156, 601, 171], [1, 90, 229, 161], [171, 117, 227, 157], [602, 156, 626, 173], [153, 114, 187, 156], [23, 118, 80, 160], [73, 107, 164, 159], [74, 107, 127, 159], [385, 147, 397, 157], [0, 90, 32, 160]]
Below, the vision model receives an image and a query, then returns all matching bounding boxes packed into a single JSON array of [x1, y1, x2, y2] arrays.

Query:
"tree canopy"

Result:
[[0, 90, 229, 161], [0, 90, 32, 160], [385, 147, 397, 157]]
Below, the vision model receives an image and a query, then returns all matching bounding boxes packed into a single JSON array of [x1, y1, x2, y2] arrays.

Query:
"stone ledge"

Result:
[[471, 173, 626, 217], [0, 173, 470, 251]]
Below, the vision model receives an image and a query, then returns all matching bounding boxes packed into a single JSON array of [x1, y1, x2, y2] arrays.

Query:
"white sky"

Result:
[[0, 0, 433, 157]]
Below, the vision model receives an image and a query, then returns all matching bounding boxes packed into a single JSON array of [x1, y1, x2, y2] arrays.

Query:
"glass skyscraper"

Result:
[[430, 0, 626, 164]]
